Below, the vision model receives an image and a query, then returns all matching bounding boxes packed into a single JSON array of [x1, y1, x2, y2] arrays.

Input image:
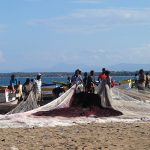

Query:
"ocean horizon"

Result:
[[0, 76, 133, 86]]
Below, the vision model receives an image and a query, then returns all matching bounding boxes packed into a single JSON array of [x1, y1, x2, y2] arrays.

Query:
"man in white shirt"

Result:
[[34, 73, 42, 102]]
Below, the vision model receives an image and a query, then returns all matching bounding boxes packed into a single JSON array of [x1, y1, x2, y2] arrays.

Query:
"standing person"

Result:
[[76, 69, 83, 84], [17, 81, 23, 101], [138, 69, 146, 90], [67, 76, 72, 88], [71, 69, 83, 85], [71, 69, 78, 85], [83, 72, 88, 92], [104, 70, 112, 88], [34, 73, 42, 102], [76, 69, 83, 93], [98, 68, 107, 82], [23, 78, 33, 99], [86, 70, 96, 93], [97, 70, 112, 108], [90, 70, 96, 84], [145, 72, 150, 88], [134, 73, 138, 88], [9, 74, 18, 91]]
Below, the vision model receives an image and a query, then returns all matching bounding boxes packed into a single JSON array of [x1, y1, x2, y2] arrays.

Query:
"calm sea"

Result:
[[0, 76, 133, 86]]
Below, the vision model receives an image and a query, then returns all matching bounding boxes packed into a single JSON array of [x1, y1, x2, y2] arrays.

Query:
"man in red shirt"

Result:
[[98, 68, 107, 81]]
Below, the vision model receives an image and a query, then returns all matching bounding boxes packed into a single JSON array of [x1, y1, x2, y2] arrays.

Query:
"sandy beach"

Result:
[[0, 86, 149, 150], [0, 122, 149, 150]]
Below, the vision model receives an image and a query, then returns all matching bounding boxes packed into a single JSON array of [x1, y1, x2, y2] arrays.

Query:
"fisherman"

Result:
[[33, 73, 42, 102], [86, 70, 96, 93], [9, 74, 18, 91], [67, 76, 72, 88], [134, 73, 138, 88], [23, 78, 33, 99], [52, 86, 65, 98], [138, 69, 146, 90], [97, 70, 112, 108], [83, 72, 88, 92], [104, 70, 112, 88], [17, 81, 23, 101], [145, 72, 150, 88], [98, 68, 107, 82]]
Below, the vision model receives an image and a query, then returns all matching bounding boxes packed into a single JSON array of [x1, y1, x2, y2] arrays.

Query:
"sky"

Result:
[[0, 0, 150, 72]]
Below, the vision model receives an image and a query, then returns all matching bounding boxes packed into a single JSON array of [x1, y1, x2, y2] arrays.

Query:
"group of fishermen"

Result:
[[69, 68, 113, 108], [70, 68, 114, 93], [134, 69, 150, 90], [8, 73, 42, 102]]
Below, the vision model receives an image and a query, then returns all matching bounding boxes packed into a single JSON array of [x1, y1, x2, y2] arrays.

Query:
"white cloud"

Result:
[[98, 44, 150, 65], [55, 44, 150, 66], [125, 44, 150, 63], [12, 44, 149, 71], [28, 8, 150, 33]]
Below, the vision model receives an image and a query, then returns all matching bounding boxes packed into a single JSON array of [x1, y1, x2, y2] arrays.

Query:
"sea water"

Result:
[[0, 76, 133, 86]]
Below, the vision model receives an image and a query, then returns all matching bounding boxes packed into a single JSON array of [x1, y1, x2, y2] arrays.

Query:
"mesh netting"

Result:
[[7, 91, 38, 115]]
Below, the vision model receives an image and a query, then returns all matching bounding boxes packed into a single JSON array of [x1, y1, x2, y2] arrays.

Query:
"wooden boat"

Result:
[[42, 83, 57, 98], [42, 82, 69, 99], [118, 79, 134, 89]]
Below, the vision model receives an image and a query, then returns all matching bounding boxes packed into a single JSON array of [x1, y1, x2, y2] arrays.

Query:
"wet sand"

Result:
[[0, 122, 149, 150]]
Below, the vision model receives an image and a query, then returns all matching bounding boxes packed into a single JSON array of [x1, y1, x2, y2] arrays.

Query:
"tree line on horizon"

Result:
[[0, 71, 150, 77]]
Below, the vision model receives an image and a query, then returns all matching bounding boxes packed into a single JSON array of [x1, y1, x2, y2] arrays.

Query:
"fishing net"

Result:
[[112, 87, 150, 102], [6, 84, 150, 119], [7, 91, 38, 115]]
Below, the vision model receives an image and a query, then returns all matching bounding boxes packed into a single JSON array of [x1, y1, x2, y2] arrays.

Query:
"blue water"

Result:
[[0, 76, 133, 86]]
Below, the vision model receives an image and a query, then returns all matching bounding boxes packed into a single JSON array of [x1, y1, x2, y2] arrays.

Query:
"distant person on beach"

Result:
[[52, 86, 65, 98], [67, 76, 72, 88], [97, 70, 112, 108], [71, 69, 83, 93], [134, 73, 138, 88], [98, 68, 107, 82], [76, 69, 84, 93], [83, 72, 88, 92], [23, 78, 33, 99], [145, 72, 150, 88], [33, 73, 42, 102], [138, 69, 146, 90], [86, 70, 96, 93], [17, 81, 23, 100], [71, 69, 83, 85], [71, 69, 78, 84], [104, 70, 112, 88], [77, 69, 83, 84], [90, 70, 96, 84], [9, 74, 18, 91]]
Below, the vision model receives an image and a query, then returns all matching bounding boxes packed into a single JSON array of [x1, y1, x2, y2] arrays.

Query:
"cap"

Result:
[[38, 73, 42, 76]]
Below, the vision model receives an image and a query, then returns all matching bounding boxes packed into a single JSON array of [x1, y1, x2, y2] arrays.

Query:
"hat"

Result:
[[38, 73, 41, 76]]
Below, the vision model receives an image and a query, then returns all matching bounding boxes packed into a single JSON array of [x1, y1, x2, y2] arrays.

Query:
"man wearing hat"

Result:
[[34, 73, 42, 102]]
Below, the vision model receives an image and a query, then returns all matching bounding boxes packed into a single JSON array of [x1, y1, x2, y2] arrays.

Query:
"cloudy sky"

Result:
[[0, 0, 150, 72]]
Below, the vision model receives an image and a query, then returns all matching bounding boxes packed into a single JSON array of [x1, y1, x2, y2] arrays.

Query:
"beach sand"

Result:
[[0, 122, 149, 150]]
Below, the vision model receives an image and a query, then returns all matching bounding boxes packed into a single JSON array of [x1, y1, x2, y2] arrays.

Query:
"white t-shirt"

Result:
[[34, 79, 42, 94]]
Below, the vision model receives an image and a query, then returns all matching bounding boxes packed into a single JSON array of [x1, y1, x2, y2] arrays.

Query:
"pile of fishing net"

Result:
[[32, 92, 122, 118], [7, 91, 38, 115]]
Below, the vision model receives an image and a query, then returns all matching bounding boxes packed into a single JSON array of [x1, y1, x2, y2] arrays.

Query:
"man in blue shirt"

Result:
[[10, 74, 18, 91]]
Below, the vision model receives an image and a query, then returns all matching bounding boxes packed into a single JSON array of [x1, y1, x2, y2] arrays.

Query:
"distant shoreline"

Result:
[[0, 71, 149, 77]]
